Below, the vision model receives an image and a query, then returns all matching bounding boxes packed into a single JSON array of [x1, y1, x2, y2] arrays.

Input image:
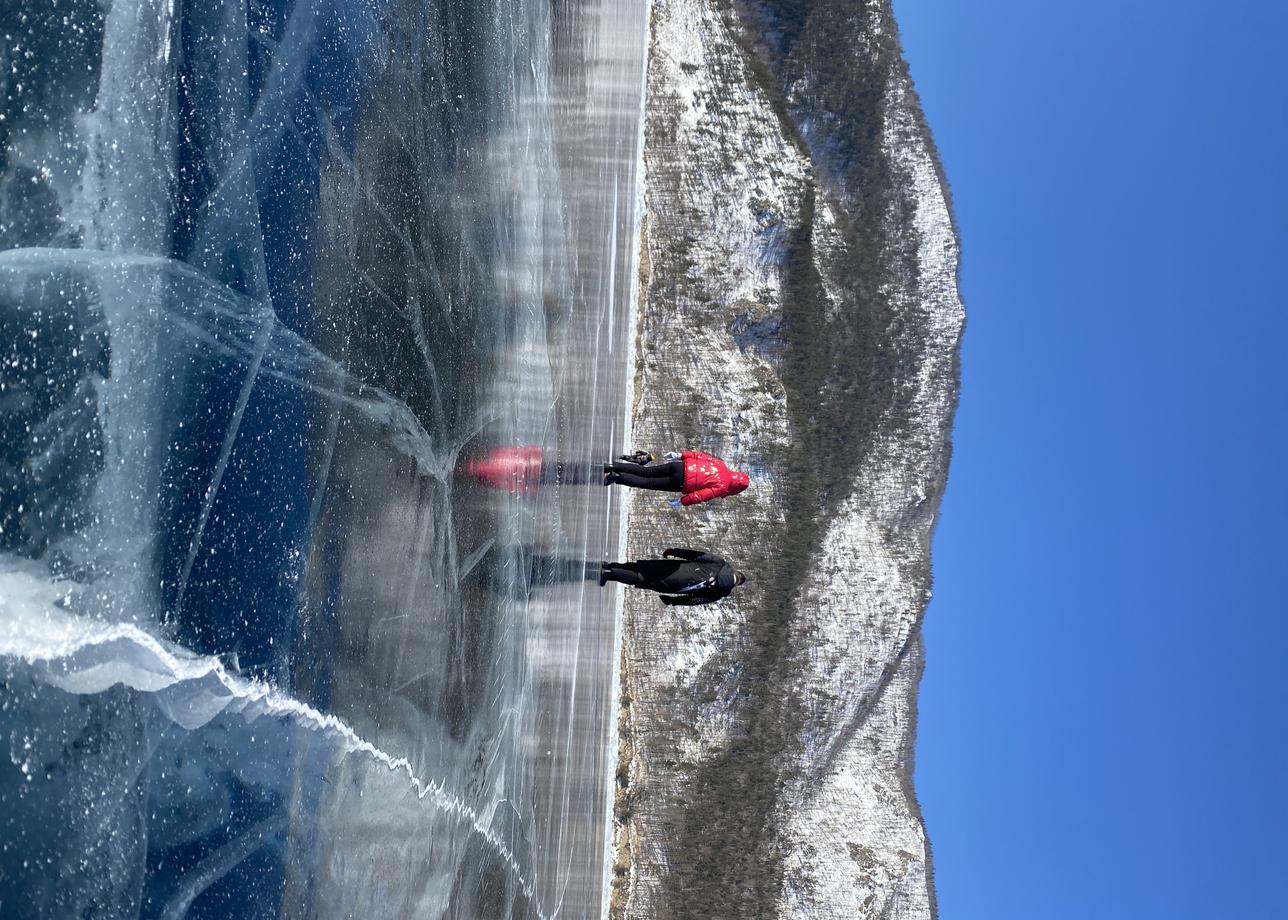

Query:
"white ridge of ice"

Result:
[[0, 561, 550, 920]]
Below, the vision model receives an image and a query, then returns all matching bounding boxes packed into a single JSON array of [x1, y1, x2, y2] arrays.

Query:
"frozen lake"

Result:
[[0, 1, 645, 916]]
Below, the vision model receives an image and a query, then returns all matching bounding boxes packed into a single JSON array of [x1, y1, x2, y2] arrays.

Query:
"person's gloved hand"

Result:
[[668, 498, 682, 508]]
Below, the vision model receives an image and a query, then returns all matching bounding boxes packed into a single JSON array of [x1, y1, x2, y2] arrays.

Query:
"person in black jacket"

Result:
[[598, 548, 746, 605]]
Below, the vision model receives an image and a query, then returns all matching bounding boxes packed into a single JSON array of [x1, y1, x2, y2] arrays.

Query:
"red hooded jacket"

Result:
[[680, 451, 750, 506]]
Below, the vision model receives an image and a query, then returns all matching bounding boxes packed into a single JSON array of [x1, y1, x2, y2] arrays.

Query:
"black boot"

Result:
[[598, 562, 610, 587]]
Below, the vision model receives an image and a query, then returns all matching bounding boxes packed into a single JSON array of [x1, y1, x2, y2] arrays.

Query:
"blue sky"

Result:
[[893, 1, 1288, 917]]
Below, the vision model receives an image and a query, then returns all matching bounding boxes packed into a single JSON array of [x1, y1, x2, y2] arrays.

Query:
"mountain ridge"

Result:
[[612, 1, 962, 916]]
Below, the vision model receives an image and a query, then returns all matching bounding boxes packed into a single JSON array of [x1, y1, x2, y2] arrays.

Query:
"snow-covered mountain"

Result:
[[613, 1, 963, 916]]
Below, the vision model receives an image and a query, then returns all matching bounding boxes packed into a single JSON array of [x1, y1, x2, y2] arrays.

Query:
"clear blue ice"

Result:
[[0, 1, 646, 916]]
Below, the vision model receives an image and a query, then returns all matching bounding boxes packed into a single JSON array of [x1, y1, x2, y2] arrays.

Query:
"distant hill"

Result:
[[612, 1, 963, 917]]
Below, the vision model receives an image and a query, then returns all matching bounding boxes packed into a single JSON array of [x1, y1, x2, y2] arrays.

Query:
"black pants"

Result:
[[601, 563, 648, 587], [601, 559, 697, 592], [606, 459, 684, 491]]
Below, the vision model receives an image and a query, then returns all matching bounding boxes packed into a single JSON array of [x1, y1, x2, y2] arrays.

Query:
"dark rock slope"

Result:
[[612, 0, 962, 917]]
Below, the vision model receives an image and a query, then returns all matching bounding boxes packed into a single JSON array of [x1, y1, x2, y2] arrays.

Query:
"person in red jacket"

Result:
[[603, 450, 750, 506]]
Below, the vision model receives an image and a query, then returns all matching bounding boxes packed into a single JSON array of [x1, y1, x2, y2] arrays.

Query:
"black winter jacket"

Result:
[[655, 548, 737, 606]]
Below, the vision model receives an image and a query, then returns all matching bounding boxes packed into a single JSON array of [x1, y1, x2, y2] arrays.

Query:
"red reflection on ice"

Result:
[[457, 445, 548, 495]]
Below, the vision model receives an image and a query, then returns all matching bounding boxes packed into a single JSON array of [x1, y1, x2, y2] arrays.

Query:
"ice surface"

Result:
[[0, 559, 542, 910], [0, 1, 646, 917]]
